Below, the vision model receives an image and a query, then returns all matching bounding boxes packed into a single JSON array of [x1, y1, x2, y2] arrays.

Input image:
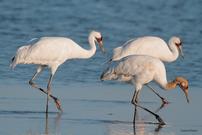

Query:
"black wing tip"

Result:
[[11, 56, 15, 62]]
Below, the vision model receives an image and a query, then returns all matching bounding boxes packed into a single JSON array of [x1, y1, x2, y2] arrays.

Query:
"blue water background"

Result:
[[0, 1, 202, 135], [0, 0, 201, 87]]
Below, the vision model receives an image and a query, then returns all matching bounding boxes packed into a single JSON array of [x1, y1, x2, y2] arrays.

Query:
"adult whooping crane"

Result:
[[101, 55, 189, 124], [11, 31, 105, 113], [108, 36, 184, 104], [109, 36, 183, 62]]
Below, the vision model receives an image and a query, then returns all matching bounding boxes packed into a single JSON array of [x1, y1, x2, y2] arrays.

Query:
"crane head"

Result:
[[92, 31, 105, 54], [176, 77, 189, 103], [96, 36, 105, 54], [173, 37, 184, 59]]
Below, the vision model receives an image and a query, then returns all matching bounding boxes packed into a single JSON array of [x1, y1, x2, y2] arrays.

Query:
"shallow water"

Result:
[[0, 0, 202, 135], [0, 84, 201, 135]]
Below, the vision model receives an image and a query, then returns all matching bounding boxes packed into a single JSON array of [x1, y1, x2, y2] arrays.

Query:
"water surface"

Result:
[[0, 0, 201, 135], [0, 84, 201, 135]]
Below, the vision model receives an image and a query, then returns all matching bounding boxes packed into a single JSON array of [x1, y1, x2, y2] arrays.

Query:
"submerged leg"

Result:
[[29, 66, 62, 111], [132, 101, 165, 125], [132, 90, 139, 123], [146, 84, 169, 104], [133, 104, 138, 123], [131, 88, 165, 125], [45, 112, 49, 135], [155, 103, 167, 113], [46, 74, 53, 113]]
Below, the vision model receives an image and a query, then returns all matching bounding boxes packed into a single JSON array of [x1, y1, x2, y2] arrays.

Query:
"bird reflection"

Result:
[[45, 112, 62, 135], [133, 102, 167, 135], [107, 103, 167, 135]]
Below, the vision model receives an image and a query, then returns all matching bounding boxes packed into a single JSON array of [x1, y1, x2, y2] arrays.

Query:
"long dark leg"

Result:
[[46, 74, 53, 113], [45, 112, 49, 135], [132, 90, 140, 123], [132, 101, 165, 125], [133, 122, 136, 135], [131, 90, 140, 104], [29, 66, 62, 111], [155, 103, 167, 113], [133, 97, 138, 123], [131, 89, 165, 125], [146, 84, 169, 104]]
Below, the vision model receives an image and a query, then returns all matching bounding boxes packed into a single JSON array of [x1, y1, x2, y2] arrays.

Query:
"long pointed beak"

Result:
[[98, 41, 105, 54], [183, 89, 189, 103], [178, 46, 184, 59]]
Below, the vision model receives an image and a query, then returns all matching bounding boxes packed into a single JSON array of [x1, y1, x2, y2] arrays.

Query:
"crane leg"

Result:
[[131, 89, 165, 125], [29, 66, 62, 111], [146, 85, 169, 104], [133, 103, 138, 123], [131, 90, 140, 104], [154, 103, 167, 113], [46, 74, 53, 113], [132, 90, 139, 123]]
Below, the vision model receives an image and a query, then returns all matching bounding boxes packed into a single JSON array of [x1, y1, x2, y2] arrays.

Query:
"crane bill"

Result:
[[98, 41, 105, 54], [179, 46, 184, 59], [185, 94, 189, 103], [183, 89, 189, 103]]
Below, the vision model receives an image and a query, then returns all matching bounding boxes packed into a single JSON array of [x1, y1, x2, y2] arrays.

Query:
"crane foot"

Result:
[[155, 115, 166, 125], [54, 98, 63, 112], [162, 98, 169, 104]]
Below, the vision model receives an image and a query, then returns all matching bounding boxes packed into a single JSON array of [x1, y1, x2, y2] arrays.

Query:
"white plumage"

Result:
[[11, 31, 105, 113], [110, 36, 183, 62], [101, 55, 189, 124], [11, 31, 105, 74]]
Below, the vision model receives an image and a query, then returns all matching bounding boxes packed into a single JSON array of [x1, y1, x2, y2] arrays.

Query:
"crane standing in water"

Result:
[[11, 31, 105, 113], [101, 55, 189, 124]]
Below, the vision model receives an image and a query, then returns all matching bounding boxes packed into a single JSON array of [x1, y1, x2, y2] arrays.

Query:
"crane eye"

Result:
[[181, 82, 185, 87], [175, 42, 182, 47], [180, 82, 188, 89], [96, 37, 102, 42]]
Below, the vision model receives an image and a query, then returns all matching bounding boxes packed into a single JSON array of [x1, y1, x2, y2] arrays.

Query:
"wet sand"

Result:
[[0, 83, 201, 135]]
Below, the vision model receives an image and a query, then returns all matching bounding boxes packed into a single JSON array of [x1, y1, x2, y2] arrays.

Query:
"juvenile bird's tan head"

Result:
[[175, 77, 189, 103]]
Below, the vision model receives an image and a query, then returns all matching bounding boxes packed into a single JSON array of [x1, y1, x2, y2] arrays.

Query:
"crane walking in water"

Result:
[[101, 55, 189, 124], [11, 31, 105, 113], [108, 36, 184, 104]]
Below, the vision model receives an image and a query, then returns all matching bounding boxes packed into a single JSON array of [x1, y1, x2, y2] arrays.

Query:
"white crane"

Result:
[[11, 31, 105, 113], [108, 36, 184, 104], [110, 36, 183, 62], [101, 55, 189, 124]]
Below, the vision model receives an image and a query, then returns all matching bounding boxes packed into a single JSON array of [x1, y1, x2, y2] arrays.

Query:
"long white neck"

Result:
[[167, 39, 179, 62], [78, 33, 97, 59]]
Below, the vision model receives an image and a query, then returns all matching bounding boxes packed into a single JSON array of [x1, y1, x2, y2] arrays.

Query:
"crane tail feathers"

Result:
[[10, 56, 16, 69], [101, 58, 112, 65], [100, 67, 116, 81], [108, 58, 112, 63], [27, 38, 39, 45]]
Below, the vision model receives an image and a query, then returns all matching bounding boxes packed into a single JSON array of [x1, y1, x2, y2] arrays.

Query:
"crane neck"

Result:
[[156, 76, 177, 90], [164, 80, 178, 90], [167, 39, 179, 62], [79, 33, 97, 59]]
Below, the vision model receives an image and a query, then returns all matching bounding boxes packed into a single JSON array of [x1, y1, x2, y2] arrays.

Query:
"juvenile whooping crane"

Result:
[[101, 55, 189, 124]]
